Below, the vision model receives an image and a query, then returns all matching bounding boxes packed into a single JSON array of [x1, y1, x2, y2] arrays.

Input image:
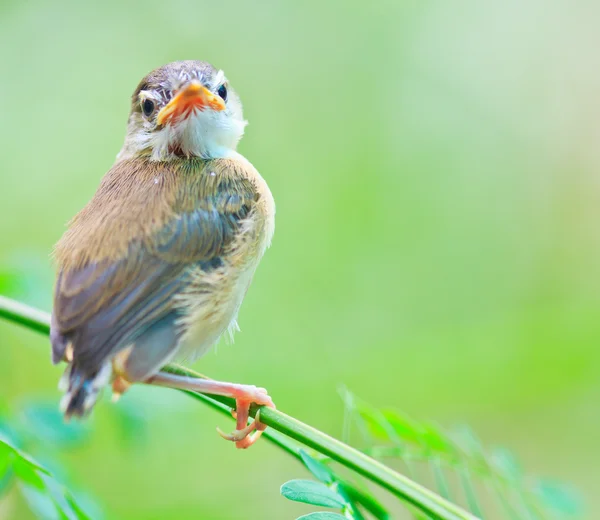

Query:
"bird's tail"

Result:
[[58, 362, 112, 419]]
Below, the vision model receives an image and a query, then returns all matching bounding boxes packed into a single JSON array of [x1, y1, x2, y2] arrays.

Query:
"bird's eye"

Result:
[[217, 84, 228, 102], [142, 98, 155, 117]]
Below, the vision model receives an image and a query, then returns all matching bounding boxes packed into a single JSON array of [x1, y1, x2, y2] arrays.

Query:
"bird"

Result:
[[50, 60, 275, 449]]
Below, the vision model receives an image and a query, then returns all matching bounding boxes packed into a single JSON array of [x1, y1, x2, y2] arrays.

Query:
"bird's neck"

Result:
[[116, 141, 236, 163]]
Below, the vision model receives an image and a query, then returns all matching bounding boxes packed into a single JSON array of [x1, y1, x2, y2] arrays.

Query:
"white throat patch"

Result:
[[148, 108, 247, 161]]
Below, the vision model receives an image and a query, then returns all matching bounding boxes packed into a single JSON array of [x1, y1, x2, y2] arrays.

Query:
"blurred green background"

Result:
[[1, 0, 599, 518]]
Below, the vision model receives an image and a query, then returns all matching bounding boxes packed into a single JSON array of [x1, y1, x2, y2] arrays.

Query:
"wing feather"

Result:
[[51, 168, 256, 378]]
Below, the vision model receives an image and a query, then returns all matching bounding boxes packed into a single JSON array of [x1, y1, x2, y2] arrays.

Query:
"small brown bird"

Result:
[[50, 60, 275, 448]]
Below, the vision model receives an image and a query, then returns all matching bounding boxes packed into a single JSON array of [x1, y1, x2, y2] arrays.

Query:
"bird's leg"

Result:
[[144, 371, 274, 449]]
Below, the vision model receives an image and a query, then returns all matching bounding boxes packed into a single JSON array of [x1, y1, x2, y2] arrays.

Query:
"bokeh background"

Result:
[[1, 0, 599, 518]]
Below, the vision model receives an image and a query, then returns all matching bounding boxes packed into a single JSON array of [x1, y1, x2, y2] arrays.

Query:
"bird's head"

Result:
[[117, 60, 246, 162]]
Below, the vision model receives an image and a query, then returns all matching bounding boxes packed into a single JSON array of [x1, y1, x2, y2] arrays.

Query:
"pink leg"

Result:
[[145, 372, 274, 449]]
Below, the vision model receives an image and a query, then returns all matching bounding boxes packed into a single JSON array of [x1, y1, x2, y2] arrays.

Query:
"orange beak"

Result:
[[157, 81, 225, 126]]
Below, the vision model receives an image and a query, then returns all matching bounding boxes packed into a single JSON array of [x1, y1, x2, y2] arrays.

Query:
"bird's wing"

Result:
[[51, 158, 256, 380]]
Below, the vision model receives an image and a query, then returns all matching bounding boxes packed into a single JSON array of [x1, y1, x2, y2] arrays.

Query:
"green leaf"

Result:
[[421, 423, 457, 458], [338, 387, 374, 445], [6, 445, 46, 483], [9, 444, 51, 476], [431, 458, 451, 500], [0, 439, 13, 496], [380, 409, 422, 445], [535, 480, 582, 517], [457, 466, 483, 518], [2, 435, 93, 519], [65, 492, 99, 520], [491, 448, 522, 481], [355, 404, 390, 441], [299, 447, 388, 519], [339, 481, 390, 520], [299, 450, 334, 484], [41, 473, 92, 520], [281, 479, 346, 509], [14, 463, 61, 520], [0, 438, 12, 473], [0, 467, 13, 498], [333, 483, 365, 520], [12, 453, 46, 486], [491, 479, 521, 520], [20, 401, 90, 448], [452, 426, 493, 475], [297, 513, 347, 520], [19, 479, 61, 520]]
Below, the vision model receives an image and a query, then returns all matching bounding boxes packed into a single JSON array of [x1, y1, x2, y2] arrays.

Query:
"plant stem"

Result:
[[0, 295, 479, 520], [0, 296, 53, 334], [181, 390, 389, 520]]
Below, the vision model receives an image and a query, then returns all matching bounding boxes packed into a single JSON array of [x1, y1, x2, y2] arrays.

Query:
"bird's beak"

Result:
[[157, 81, 225, 126]]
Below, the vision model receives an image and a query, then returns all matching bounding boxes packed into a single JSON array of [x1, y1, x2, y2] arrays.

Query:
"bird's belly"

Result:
[[175, 262, 257, 361]]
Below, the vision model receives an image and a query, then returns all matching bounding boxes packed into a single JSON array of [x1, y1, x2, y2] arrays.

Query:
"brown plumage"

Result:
[[55, 157, 261, 269], [50, 61, 275, 448]]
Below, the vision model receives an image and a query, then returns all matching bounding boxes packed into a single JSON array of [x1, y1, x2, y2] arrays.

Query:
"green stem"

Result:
[[0, 296, 53, 334], [0, 296, 479, 520], [181, 390, 389, 520]]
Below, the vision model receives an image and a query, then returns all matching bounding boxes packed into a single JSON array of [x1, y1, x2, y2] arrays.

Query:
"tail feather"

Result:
[[59, 362, 112, 419], [52, 314, 113, 418], [51, 311, 180, 418]]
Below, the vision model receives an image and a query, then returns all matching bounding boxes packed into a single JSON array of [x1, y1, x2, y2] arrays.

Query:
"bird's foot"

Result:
[[143, 372, 275, 449], [217, 386, 275, 449]]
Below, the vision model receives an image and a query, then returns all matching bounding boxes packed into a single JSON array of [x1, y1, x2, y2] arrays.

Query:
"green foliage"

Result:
[[0, 394, 102, 519], [280, 479, 347, 509], [0, 296, 585, 520], [0, 435, 91, 519], [298, 450, 388, 520], [339, 387, 583, 520], [280, 449, 389, 520], [300, 449, 335, 484], [280, 386, 581, 520]]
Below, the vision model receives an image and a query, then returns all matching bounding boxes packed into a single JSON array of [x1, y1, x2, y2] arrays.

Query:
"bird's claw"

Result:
[[217, 410, 268, 448], [217, 411, 261, 442], [218, 388, 275, 449]]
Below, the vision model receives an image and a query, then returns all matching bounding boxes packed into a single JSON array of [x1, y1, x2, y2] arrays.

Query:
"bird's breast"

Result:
[[173, 153, 274, 359], [173, 216, 269, 360]]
